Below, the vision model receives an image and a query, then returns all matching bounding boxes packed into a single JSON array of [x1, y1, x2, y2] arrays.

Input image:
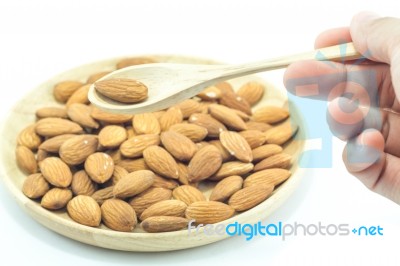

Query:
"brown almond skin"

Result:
[[39, 134, 76, 153], [264, 123, 298, 145], [252, 106, 289, 124], [152, 175, 179, 190], [35, 118, 83, 137], [86, 71, 111, 84], [133, 113, 161, 135], [91, 186, 114, 205], [120, 134, 160, 158], [67, 195, 101, 227], [71, 170, 97, 196], [169, 123, 208, 142], [244, 169, 291, 188], [84, 152, 115, 184], [95, 78, 148, 103], [59, 135, 99, 165], [143, 146, 179, 179], [22, 173, 50, 199], [211, 161, 253, 180], [90, 106, 133, 124], [129, 187, 172, 215], [209, 140, 233, 162], [175, 99, 201, 118], [188, 113, 227, 138], [98, 125, 127, 148], [187, 145, 222, 182], [219, 88, 252, 115], [140, 200, 187, 221], [172, 185, 206, 205], [67, 103, 99, 129], [41, 188, 73, 210], [101, 199, 137, 232], [66, 84, 91, 107], [141, 216, 189, 233], [197, 86, 222, 100], [253, 153, 292, 171], [17, 124, 42, 151], [209, 104, 247, 131], [252, 144, 283, 162], [116, 57, 157, 69], [40, 157, 72, 187], [210, 175, 243, 202], [159, 107, 183, 131], [117, 158, 149, 172], [36, 107, 68, 119], [16, 145, 37, 174], [53, 81, 83, 103], [239, 130, 266, 149], [36, 149, 49, 162], [111, 165, 129, 185], [228, 185, 274, 211], [160, 131, 197, 162], [245, 121, 272, 132], [113, 170, 155, 198], [236, 81, 265, 106], [185, 201, 235, 224], [220, 131, 253, 163]]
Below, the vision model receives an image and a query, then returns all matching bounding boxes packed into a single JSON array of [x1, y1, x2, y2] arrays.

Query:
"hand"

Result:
[[283, 12, 400, 204]]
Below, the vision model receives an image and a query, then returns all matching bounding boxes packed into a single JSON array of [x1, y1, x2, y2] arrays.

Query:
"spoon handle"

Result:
[[220, 42, 363, 78]]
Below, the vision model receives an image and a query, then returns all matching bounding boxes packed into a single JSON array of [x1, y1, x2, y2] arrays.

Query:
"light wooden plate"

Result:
[[0, 55, 307, 252]]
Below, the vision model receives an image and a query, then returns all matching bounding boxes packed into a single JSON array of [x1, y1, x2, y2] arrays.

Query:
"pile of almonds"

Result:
[[16, 56, 298, 233]]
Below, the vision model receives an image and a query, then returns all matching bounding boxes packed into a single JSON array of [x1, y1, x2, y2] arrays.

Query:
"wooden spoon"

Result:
[[88, 42, 362, 114]]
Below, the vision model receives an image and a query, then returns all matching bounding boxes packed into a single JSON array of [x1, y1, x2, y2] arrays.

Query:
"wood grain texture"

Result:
[[0, 55, 307, 252]]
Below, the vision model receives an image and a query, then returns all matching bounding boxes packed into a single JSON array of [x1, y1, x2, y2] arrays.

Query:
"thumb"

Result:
[[351, 11, 400, 99]]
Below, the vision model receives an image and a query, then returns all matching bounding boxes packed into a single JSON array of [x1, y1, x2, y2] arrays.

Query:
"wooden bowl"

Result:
[[0, 55, 306, 252]]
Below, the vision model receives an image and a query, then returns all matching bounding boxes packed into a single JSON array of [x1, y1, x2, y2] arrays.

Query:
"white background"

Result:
[[1, 0, 400, 265]]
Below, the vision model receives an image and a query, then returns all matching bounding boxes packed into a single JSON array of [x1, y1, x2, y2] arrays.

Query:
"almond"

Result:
[[67, 195, 101, 227], [188, 113, 226, 138], [86, 71, 111, 84], [117, 158, 149, 172], [197, 100, 214, 113], [252, 144, 283, 162], [160, 131, 197, 162], [125, 126, 136, 138], [141, 216, 189, 233], [143, 146, 179, 179], [185, 201, 235, 224], [22, 173, 50, 199], [219, 88, 252, 115], [101, 199, 137, 232], [197, 86, 222, 100], [35, 118, 83, 137], [36, 149, 49, 162], [59, 135, 99, 165], [153, 175, 179, 189], [84, 152, 114, 184], [111, 165, 129, 184], [209, 175, 243, 202], [264, 122, 298, 145], [17, 124, 42, 151], [71, 170, 97, 196], [245, 121, 272, 132], [215, 81, 234, 93], [113, 170, 155, 198], [195, 141, 211, 150], [66, 84, 91, 107], [116, 57, 157, 69], [67, 103, 99, 128], [236, 81, 265, 106], [177, 163, 190, 185], [209, 104, 247, 131], [228, 185, 274, 211], [244, 169, 291, 188], [91, 106, 133, 123], [53, 81, 84, 103], [220, 131, 253, 163], [129, 187, 172, 215], [187, 145, 222, 182], [120, 134, 160, 158], [169, 123, 208, 142], [152, 111, 166, 120], [159, 106, 183, 131], [253, 153, 292, 171], [91, 186, 114, 205], [40, 157, 72, 187], [172, 185, 206, 205], [140, 200, 187, 221], [209, 140, 232, 162], [211, 161, 253, 180], [36, 107, 68, 119], [98, 125, 127, 148], [39, 134, 76, 153], [252, 106, 289, 124], [239, 130, 266, 148], [106, 149, 123, 164], [175, 99, 201, 118], [133, 113, 161, 135], [16, 145, 37, 174], [41, 188, 73, 210], [95, 78, 148, 103], [233, 109, 250, 121]]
